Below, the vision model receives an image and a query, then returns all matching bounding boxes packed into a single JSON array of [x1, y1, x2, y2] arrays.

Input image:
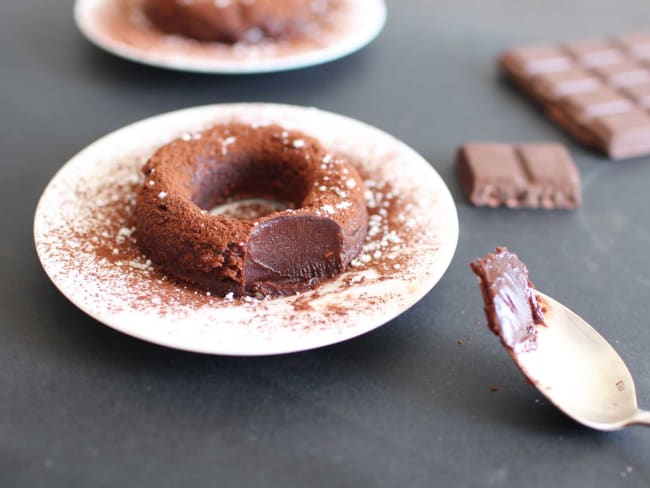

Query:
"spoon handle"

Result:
[[631, 409, 650, 427]]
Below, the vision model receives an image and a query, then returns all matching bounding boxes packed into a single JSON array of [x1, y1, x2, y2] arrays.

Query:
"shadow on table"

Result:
[[35, 268, 400, 370], [34, 266, 610, 441], [74, 40, 375, 105], [425, 333, 609, 440]]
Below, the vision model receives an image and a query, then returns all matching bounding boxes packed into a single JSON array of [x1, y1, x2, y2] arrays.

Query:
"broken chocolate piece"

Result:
[[457, 142, 582, 209], [500, 32, 650, 159], [470, 247, 545, 353]]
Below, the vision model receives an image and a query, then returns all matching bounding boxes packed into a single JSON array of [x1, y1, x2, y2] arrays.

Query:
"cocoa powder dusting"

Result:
[[35, 107, 450, 351], [39, 148, 433, 319], [134, 123, 368, 298]]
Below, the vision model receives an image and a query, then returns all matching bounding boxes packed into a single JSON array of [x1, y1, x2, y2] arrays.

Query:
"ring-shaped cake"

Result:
[[134, 123, 368, 297]]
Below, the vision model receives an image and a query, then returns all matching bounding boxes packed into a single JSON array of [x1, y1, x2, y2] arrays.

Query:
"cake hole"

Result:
[[209, 198, 292, 220]]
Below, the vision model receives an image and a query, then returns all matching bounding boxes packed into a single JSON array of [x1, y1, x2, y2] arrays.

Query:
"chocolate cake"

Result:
[[470, 247, 546, 353], [142, 0, 333, 44], [134, 123, 368, 297]]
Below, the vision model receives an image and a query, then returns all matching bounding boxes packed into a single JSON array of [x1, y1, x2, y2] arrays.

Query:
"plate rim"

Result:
[[73, 0, 388, 74], [34, 103, 459, 356]]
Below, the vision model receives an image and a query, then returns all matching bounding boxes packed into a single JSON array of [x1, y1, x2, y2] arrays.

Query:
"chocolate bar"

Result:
[[457, 142, 582, 209], [501, 34, 650, 159]]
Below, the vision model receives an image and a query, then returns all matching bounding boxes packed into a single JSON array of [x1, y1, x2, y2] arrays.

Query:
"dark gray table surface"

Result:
[[2, 1, 649, 486]]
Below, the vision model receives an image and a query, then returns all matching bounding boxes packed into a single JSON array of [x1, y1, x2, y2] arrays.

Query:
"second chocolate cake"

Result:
[[143, 0, 333, 44]]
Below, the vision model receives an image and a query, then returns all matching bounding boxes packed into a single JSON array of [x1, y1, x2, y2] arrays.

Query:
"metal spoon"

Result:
[[511, 291, 650, 431]]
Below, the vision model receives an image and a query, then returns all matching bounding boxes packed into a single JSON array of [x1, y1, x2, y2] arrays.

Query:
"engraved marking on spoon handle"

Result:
[[631, 409, 650, 427]]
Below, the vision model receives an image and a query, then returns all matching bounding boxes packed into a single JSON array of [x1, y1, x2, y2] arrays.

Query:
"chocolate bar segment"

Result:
[[563, 39, 623, 67], [614, 33, 650, 60], [591, 109, 650, 159], [501, 45, 573, 78], [622, 83, 650, 108], [500, 32, 650, 159], [457, 144, 527, 207], [457, 142, 582, 209], [561, 88, 633, 123], [518, 144, 582, 208], [532, 69, 602, 101], [592, 61, 650, 87]]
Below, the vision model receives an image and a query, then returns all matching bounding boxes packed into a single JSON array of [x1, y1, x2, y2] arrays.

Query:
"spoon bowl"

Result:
[[512, 292, 650, 431]]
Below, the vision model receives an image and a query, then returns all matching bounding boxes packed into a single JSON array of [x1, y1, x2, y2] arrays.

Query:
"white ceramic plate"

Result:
[[74, 0, 387, 74], [34, 104, 458, 355]]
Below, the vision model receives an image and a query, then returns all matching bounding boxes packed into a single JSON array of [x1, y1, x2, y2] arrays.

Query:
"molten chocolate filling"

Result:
[[470, 247, 546, 353]]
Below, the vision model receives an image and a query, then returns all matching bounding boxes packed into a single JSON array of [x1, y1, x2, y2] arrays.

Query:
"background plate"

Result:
[[74, 0, 387, 73]]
